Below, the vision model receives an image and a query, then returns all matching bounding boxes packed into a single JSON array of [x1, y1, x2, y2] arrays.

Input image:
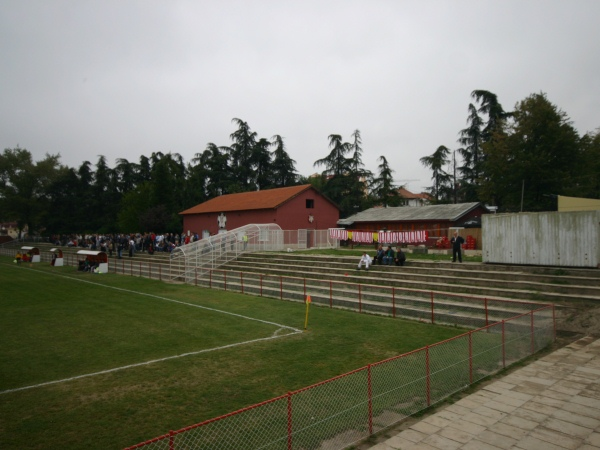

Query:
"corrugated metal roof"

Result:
[[338, 202, 483, 225], [180, 184, 314, 215]]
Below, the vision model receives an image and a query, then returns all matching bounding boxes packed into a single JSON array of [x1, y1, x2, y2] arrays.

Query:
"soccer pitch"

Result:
[[0, 257, 464, 450]]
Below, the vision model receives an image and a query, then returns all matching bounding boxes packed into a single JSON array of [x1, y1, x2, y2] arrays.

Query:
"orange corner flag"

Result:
[[304, 295, 311, 331]]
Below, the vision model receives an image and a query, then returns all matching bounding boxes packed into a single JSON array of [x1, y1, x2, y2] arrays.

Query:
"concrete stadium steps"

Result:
[[197, 270, 545, 330], [222, 253, 600, 304]]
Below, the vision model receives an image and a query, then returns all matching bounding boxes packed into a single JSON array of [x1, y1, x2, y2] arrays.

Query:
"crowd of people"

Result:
[[49, 232, 202, 258]]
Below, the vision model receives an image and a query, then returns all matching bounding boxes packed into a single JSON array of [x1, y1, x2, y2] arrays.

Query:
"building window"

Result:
[[306, 199, 314, 209]]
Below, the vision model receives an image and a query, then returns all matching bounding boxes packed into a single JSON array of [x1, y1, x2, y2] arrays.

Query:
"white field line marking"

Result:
[[2, 264, 301, 333], [0, 329, 300, 395], [0, 264, 303, 395]]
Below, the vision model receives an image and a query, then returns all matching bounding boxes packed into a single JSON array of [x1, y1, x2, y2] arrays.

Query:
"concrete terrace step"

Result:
[[222, 253, 600, 304], [228, 257, 600, 298], [200, 270, 542, 329], [247, 252, 600, 285]]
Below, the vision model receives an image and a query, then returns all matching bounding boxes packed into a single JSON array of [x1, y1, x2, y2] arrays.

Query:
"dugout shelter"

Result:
[[21, 246, 41, 263], [76, 250, 108, 273], [49, 248, 64, 266]]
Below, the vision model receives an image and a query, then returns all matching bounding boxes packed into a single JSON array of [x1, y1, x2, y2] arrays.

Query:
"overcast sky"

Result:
[[1, 0, 599, 193]]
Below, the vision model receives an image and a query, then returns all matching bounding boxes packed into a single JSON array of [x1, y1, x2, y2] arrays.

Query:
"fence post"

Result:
[[430, 292, 434, 324], [392, 287, 396, 318], [425, 346, 431, 407], [169, 430, 175, 450], [502, 320, 506, 368], [287, 392, 293, 450], [485, 298, 489, 327], [367, 364, 373, 435], [468, 331, 473, 384]]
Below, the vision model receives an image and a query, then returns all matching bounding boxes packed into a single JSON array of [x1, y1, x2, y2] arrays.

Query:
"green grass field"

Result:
[[0, 256, 466, 449]]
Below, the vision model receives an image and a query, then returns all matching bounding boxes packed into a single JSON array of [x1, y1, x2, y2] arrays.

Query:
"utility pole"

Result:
[[453, 151, 457, 204], [520, 179, 525, 212]]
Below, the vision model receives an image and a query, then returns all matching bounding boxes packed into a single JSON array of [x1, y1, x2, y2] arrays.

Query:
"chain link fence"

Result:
[[125, 305, 553, 450]]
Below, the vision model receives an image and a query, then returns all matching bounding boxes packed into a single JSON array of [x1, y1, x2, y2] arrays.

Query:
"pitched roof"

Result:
[[338, 202, 485, 225], [398, 187, 432, 200], [180, 184, 316, 215]]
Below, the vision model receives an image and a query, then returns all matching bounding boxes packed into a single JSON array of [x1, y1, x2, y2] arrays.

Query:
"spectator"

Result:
[[357, 252, 372, 271], [451, 231, 465, 263], [374, 244, 385, 265], [383, 246, 395, 265], [394, 247, 406, 266]]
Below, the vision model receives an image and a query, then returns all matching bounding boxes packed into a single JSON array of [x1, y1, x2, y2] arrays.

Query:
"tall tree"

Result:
[[228, 118, 257, 191], [457, 103, 483, 200], [420, 145, 453, 203], [114, 158, 138, 193], [91, 155, 117, 231], [578, 130, 600, 199], [270, 135, 298, 187], [251, 137, 273, 190], [191, 143, 231, 198], [314, 134, 351, 177], [458, 90, 511, 202], [471, 89, 511, 141], [371, 155, 400, 207], [480, 92, 580, 211], [0, 147, 62, 235]]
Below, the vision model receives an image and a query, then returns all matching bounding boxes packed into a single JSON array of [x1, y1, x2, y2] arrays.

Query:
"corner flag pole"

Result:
[[304, 295, 311, 331]]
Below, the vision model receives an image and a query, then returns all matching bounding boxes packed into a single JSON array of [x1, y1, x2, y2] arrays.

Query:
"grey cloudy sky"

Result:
[[1, 0, 599, 193]]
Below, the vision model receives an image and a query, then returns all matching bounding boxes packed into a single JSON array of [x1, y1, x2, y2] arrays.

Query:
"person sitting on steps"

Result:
[[394, 247, 406, 266], [383, 246, 395, 265], [357, 252, 372, 271], [374, 244, 384, 265]]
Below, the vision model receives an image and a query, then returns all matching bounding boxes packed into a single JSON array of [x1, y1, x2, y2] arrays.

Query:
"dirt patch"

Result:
[[555, 303, 600, 337]]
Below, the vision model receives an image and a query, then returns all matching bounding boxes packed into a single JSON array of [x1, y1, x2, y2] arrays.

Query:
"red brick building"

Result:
[[180, 185, 340, 237]]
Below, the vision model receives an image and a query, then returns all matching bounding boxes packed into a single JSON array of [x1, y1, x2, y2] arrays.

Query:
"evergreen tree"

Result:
[[251, 137, 273, 190], [270, 135, 298, 187], [371, 156, 400, 207], [420, 145, 453, 203], [228, 118, 257, 191]]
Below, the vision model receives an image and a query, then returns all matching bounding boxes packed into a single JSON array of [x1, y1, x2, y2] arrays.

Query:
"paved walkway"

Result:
[[369, 336, 600, 450]]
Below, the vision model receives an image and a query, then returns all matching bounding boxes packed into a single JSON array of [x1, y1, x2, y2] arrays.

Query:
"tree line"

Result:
[[420, 90, 600, 211], [2, 90, 598, 237], [0, 117, 403, 236]]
